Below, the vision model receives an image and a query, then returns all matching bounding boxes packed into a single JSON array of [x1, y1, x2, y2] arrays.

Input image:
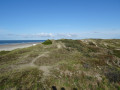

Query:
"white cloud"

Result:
[[7, 33, 79, 38], [34, 33, 54, 37], [3, 31, 120, 39], [7, 33, 54, 38], [56, 33, 79, 38]]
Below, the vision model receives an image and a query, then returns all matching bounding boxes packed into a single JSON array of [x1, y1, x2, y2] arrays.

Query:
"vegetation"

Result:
[[0, 39, 120, 90], [0, 68, 44, 90], [0, 51, 11, 55], [42, 39, 52, 45], [113, 50, 120, 58]]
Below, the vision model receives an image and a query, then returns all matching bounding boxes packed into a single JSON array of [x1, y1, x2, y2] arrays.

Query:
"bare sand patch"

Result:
[[0, 43, 40, 51]]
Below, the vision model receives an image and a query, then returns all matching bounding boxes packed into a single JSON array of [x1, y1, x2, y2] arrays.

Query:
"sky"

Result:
[[0, 0, 120, 40]]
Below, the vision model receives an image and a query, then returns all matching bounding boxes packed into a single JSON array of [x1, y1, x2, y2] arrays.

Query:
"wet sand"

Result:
[[0, 43, 41, 51]]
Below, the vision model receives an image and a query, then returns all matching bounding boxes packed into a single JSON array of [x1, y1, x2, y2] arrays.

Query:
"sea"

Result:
[[0, 40, 45, 45]]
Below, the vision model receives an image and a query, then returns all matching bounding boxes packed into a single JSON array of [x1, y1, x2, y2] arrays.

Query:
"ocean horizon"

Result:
[[0, 40, 46, 45]]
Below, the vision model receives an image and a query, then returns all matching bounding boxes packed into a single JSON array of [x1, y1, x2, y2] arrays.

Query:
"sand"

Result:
[[0, 43, 40, 51]]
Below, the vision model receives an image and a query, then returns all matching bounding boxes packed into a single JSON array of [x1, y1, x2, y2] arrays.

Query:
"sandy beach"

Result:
[[0, 43, 40, 51]]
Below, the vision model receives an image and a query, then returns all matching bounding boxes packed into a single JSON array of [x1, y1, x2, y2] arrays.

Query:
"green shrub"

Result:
[[42, 40, 52, 45], [113, 50, 120, 58], [59, 39, 87, 52], [0, 51, 11, 55], [105, 68, 120, 83], [88, 46, 100, 52], [88, 42, 96, 46]]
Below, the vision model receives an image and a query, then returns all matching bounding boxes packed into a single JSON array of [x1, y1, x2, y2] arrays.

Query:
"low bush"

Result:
[[59, 39, 87, 52], [105, 68, 120, 83], [113, 50, 120, 58], [42, 40, 52, 45], [88, 42, 96, 46], [0, 51, 11, 55], [88, 46, 100, 52]]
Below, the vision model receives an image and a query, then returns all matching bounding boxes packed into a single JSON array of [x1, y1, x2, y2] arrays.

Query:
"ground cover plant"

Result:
[[0, 39, 120, 90]]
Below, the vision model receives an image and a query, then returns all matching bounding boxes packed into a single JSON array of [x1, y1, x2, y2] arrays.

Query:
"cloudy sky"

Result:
[[0, 0, 120, 40]]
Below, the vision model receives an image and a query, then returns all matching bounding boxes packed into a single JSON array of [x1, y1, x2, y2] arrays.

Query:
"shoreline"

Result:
[[0, 42, 41, 51]]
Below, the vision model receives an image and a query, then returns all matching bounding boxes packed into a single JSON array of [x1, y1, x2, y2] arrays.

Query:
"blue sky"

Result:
[[0, 0, 120, 40]]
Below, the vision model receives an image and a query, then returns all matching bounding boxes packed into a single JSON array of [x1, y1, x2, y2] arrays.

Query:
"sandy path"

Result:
[[116, 49, 120, 50], [18, 51, 52, 76]]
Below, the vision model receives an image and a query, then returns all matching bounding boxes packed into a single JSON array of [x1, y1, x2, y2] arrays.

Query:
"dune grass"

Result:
[[0, 39, 120, 90], [0, 67, 44, 90]]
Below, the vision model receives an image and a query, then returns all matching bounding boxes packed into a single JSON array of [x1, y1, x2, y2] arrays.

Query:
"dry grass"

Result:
[[0, 67, 44, 90], [0, 39, 120, 90]]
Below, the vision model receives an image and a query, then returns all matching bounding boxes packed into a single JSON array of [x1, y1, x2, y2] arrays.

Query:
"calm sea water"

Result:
[[0, 40, 45, 45]]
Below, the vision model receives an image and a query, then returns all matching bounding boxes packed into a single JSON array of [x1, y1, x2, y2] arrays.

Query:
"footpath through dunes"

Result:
[[18, 51, 52, 76], [15, 41, 66, 76], [1, 39, 120, 90]]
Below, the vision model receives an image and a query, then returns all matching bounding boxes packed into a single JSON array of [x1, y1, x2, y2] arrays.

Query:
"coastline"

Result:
[[0, 42, 41, 51]]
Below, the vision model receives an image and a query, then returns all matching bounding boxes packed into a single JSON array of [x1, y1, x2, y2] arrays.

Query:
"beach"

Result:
[[0, 43, 40, 51]]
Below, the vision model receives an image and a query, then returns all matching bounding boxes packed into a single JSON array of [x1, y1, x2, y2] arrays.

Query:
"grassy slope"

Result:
[[0, 39, 120, 90]]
